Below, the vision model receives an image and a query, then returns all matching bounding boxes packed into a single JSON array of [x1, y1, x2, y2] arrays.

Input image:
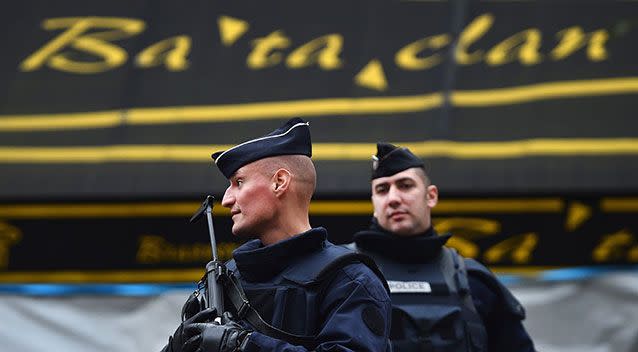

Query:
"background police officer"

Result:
[[161, 119, 392, 352], [349, 142, 536, 352]]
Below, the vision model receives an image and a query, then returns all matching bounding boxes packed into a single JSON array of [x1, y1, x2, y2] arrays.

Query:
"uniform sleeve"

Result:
[[468, 274, 536, 352], [241, 264, 392, 352]]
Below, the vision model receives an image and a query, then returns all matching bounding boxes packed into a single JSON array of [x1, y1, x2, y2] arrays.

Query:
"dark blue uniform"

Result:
[[227, 227, 392, 352], [465, 264, 534, 352], [351, 221, 536, 352]]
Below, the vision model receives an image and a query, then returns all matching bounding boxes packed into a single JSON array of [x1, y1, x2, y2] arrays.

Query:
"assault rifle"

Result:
[[190, 195, 225, 318]]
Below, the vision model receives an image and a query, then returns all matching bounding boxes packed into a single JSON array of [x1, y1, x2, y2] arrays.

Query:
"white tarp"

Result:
[[1, 273, 637, 352]]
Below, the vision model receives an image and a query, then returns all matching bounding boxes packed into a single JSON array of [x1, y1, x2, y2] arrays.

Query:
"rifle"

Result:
[[190, 195, 225, 318]]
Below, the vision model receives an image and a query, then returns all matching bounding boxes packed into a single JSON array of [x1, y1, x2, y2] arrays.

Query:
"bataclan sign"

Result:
[[19, 13, 610, 91]]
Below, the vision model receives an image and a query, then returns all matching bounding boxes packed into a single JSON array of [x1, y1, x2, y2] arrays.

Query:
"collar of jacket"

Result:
[[353, 219, 451, 263], [232, 227, 328, 282]]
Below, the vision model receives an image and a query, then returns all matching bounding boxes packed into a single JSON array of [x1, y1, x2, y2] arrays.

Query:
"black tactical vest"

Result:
[[224, 243, 388, 344], [354, 245, 488, 352]]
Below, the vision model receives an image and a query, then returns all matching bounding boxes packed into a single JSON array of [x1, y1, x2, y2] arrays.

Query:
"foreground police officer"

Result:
[[348, 142, 536, 352], [161, 118, 392, 352]]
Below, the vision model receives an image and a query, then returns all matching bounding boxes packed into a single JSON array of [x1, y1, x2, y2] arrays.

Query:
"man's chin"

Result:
[[231, 225, 258, 239], [231, 224, 248, 237], [389, 224, 419, 237]]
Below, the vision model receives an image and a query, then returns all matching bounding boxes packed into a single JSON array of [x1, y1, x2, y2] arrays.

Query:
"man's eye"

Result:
[[398, 182, 413, 190]]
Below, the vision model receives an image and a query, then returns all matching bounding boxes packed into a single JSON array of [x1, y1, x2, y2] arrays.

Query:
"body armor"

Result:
[[224, 243, 387, 347], [353, 244, 488, 352]]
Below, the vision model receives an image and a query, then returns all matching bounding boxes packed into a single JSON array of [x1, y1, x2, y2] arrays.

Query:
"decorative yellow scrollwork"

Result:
[[483, 232, 539, 264], [434, 217, 501, 258], [0, 221, 22, 270], [592, 229, 636, 262], [136, 235, 237, 264]]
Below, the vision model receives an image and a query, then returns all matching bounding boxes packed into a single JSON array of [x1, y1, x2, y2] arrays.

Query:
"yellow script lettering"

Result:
[[20, 17, 145, 74], [247, 30, 291, 69], [434, 217, 501, 258], [395, 34, 451, 70], [592, 229, 635, 262], [551, 26, 609, 61], [486, 29, 543, 66], [483, 232, 538, 264], [136, 35, 192, 71], [286, 34, 343, 70], [456, 13, 494, 65]]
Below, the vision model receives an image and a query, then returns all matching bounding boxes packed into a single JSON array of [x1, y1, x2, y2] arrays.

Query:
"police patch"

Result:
[[362, 306, 385, 336], [387, 280, 432, 294]]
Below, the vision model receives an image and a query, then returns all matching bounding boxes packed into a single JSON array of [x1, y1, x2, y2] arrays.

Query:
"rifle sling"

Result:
[[222, 272, 317, 349]]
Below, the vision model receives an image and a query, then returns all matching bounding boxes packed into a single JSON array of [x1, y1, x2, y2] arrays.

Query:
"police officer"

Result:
[[161, 119, 392, 352], [348, 142, 536, 352]]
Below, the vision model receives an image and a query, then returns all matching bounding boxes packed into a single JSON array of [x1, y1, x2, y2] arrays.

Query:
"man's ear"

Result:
[[371, 192, 383, 219], [371, 194, 377, 218], [426, 185, 438, 208], [272, 168, 292, 196]]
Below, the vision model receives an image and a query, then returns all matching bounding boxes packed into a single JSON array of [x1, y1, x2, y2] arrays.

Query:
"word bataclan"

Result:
[[20, 13, 609, 76]]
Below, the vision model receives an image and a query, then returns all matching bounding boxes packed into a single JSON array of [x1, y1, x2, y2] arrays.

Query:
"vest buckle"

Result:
[[237, 298, 251, 319]]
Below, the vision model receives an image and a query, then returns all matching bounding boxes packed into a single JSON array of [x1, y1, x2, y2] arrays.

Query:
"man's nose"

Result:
[[221, 187, 234, 208], [387, 185, 401, 207]]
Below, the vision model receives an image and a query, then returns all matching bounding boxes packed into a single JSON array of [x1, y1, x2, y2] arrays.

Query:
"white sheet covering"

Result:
[[1, 273, 637, 352]]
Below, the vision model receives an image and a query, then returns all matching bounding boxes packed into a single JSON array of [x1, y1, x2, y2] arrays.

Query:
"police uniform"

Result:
[[227, 227, 391, 351], [163, 119, 392, 352], [348, 143, 536, 352]]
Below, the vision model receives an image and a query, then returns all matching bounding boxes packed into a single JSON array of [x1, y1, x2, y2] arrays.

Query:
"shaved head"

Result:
[[413, 167, 431, 187], [252, 155, 316, 203]]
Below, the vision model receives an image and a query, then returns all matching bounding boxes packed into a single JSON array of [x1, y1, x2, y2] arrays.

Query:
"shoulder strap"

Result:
[[283, 244, 389, 293], [445, 247, 478, 313], [465, 258, 526, 319], [222, 269, 317, 349], [340, 243, 392, 292], [342, 242, 357, 251], [315, 251, 390, 293]]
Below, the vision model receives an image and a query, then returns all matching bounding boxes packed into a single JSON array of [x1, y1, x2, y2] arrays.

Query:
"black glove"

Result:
[[163, 307, 218, 352], [182, 312, 251, 352], [182, 290, 205, 321]]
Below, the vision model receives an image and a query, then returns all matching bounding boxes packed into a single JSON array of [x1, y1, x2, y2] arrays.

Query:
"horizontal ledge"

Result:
[[2, 138, 638, 163], [0, 199, 567, 218], [1, 265, 636, 287]]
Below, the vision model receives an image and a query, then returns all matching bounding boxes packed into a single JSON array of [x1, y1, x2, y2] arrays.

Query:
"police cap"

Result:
[[371, 142, 424, 180], [211, 118, 312, 179]]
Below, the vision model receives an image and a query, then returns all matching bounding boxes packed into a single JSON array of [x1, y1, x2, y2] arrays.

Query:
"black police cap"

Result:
[[211, 118, 312, 179], [371, 142, 424, 180]]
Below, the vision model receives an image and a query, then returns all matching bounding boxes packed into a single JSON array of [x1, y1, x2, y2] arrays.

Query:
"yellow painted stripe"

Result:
[[0, 202, 226, 218], [1, 138, 637, 163], [321, 139, 638, 159], [451, 76, 638, 107], [126, 94, 444, 124], [0, 145, 222, 162], [0, 266, 561, 283], [309, 201, 373, 214], [0, 269, 204, 283], [433, 199, 564, 213], [1, 77, 637, 132], [0, 94, 443, 132], [600, 198, 638, 212], [0, 199, 562, 219], [0, 110, 122, 131]]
